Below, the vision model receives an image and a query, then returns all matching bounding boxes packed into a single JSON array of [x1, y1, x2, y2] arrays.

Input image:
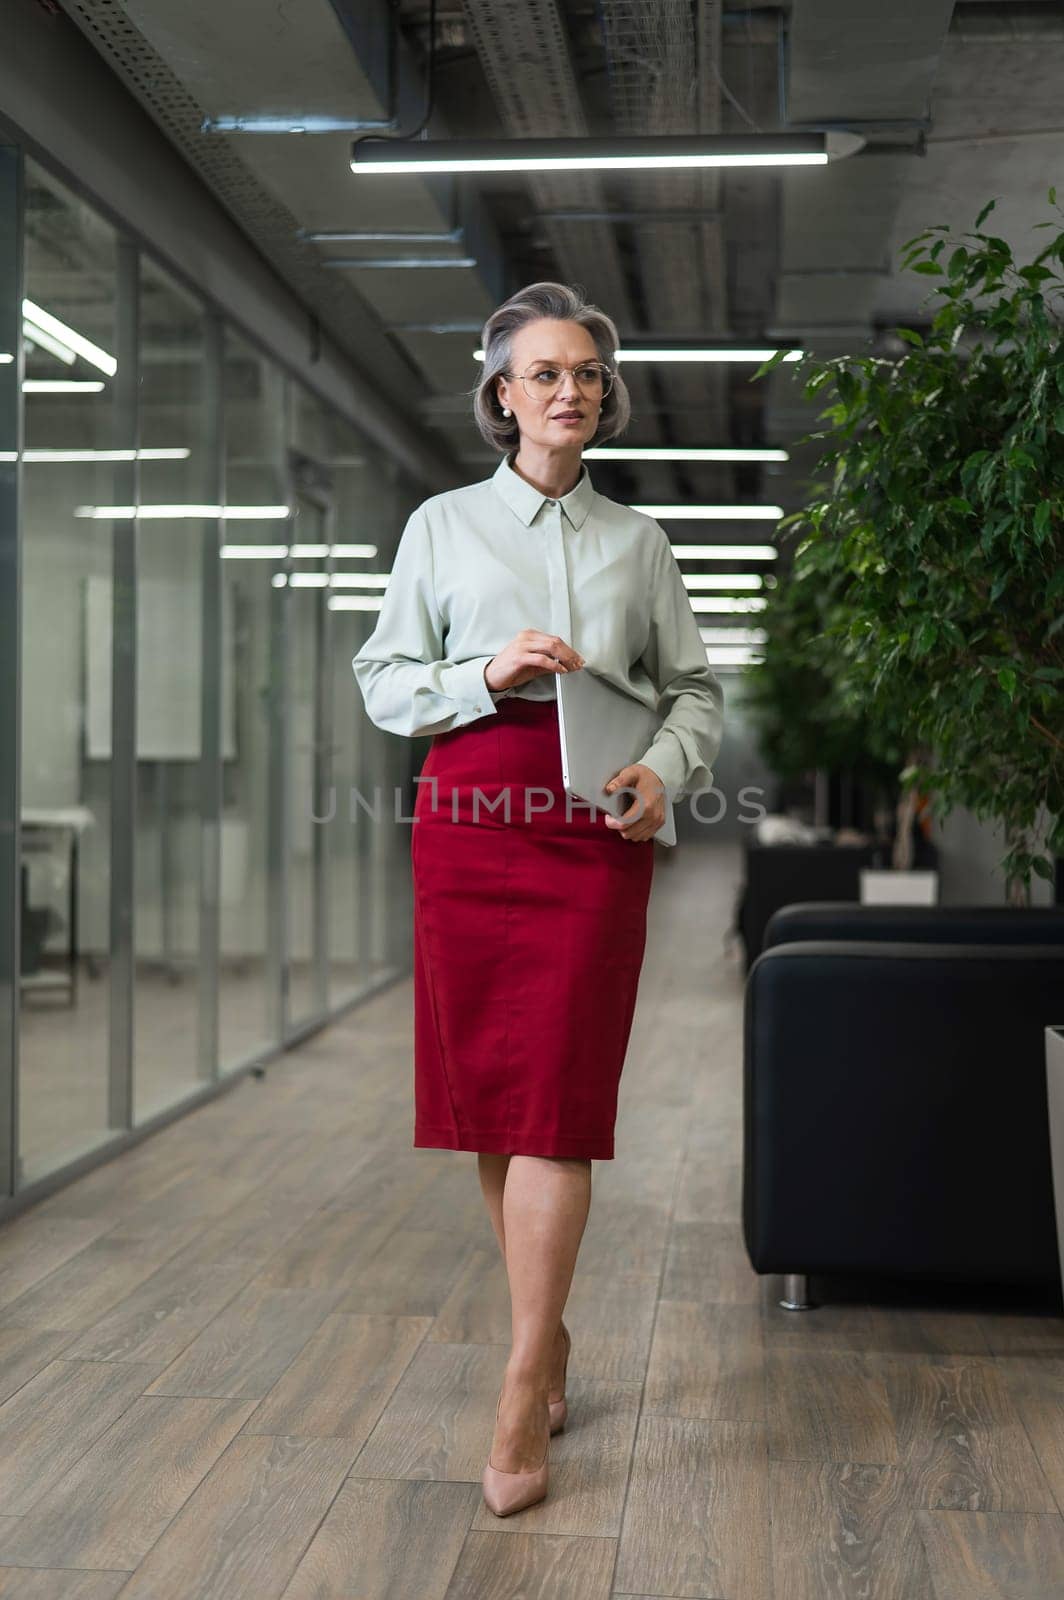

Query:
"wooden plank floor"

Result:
[[0, 841, 1061, 1598]]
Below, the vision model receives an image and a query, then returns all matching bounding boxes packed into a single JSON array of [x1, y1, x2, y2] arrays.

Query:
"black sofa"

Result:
[[742, 903, 1064, 1306], [735, 837, 940, 973]]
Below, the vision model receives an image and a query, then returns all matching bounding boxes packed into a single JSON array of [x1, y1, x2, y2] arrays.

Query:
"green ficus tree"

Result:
[[742, 541, 908, 807], [754, 194, 1064, 899]]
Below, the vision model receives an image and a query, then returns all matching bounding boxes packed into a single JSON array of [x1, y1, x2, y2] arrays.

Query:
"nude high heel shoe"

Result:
[[482, 1392, 551, 1517], [549, 1321, 571, 1435]]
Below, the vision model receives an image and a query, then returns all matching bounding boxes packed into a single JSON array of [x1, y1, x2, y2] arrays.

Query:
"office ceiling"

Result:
[[57, 0, 1064, 516]]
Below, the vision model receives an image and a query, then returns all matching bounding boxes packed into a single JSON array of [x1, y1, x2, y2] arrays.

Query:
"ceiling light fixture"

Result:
[[705, 645, 764, 666], [24, 325, 77, 366], [16, 448, 190, 463], [75, 504, 291, 520], [352, 131, 857, 176], [688, 597, 767, 614], [473, 347, 801, 364], [634, 504, 783, 520], [222, 546, 290, 559], [23, 380, 105, 393], [681, 574, 763, 590], [673, 545, 778, 561], [328, 596, 384, 611], [700, 627, 767, 645], [22, 300, 116, 377], [585, 446, 788, 462], [675, 547, 777, 560], [614, 348, 803, 364], [321, 257, 477, 270]]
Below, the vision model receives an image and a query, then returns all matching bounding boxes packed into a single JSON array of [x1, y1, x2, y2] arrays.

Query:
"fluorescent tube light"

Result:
[[0, 353, 12, 364], [19, 448, 190, 463], [322, 257, 477, 270], [289, 544, 331, 559], [328, 573, 391, 588], [585, 446, 789, 462], [228, 548, 379, 563], [23, 380, 104, 393], [23, 300, 116, 377], [75, 504, 291, 520], [24, 326, 77, 366], [673, 545, 777, 561], [614, 348, 802, 364], [688, 596, 767, 614], [682, 574, 763, 590], [328, 595, 384, 611], [352, 132, 837, 175], [635, 505, 783, 520], [289, 573, 330, 588], [700, 627, 767, 644], [223, 545, 290, 559], [473, 349, 801, 365], [706, 645, 763, 665]]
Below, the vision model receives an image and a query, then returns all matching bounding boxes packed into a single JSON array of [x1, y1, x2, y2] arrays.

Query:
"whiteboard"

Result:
[[85, 574, 237, 761]]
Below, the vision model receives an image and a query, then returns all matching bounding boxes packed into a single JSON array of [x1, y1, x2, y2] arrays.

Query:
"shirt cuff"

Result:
[[439, 655, 501, 721], [635, 734, 684, 799]]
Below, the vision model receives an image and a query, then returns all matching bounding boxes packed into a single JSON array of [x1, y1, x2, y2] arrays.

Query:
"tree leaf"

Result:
[[975, 198, 998, 229]]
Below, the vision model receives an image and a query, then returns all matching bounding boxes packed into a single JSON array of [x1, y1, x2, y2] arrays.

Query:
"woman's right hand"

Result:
[[484, 630, 585, 692]]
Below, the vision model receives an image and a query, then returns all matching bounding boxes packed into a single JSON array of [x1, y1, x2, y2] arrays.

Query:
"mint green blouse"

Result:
[[351, 453, 725, 800]]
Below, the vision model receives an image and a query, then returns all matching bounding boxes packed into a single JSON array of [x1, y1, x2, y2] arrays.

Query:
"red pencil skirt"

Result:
[[410, 694, 655, 1160]]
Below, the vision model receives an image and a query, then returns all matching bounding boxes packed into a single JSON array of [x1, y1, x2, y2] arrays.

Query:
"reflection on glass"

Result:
[[325, 415, 375, 1005], [132, 259, 208, 1122], [285, 481, 327, 1029], [218, 331, 286, 1069], [18, 160, 117, 1182]]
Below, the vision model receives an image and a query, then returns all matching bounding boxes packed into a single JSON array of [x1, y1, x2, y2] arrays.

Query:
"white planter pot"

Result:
[[1046, 1025, 1064, 1302], [859, 868, 939, 906]]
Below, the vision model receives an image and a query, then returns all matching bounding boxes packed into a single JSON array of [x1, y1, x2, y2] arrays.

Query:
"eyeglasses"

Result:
[[513, 361, 615, 401]]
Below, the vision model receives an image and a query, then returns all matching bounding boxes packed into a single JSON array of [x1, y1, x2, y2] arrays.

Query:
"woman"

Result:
[[352, 281, 724, 1517]]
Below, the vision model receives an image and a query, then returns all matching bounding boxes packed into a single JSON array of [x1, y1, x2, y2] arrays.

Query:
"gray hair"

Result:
[[472, 281, 632, 453]]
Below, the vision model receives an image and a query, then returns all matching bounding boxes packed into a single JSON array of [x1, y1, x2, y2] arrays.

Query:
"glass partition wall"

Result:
[[0, 150, 419, 1200]]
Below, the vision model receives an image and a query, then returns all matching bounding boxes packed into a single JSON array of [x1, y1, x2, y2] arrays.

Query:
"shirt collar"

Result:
[[492, 452, 595, 530]]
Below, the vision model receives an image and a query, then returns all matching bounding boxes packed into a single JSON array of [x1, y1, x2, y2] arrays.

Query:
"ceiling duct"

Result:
[[57, 0, 512, 467], [595, 0, 732, 495], [459, 0, 666, 473]]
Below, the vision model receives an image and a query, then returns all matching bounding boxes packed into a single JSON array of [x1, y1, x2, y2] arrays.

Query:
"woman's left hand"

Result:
[[602, 763, 667, 842]]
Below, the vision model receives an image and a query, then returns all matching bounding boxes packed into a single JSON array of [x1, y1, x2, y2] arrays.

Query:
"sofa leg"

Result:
[[779, 1273, 813, 1311]]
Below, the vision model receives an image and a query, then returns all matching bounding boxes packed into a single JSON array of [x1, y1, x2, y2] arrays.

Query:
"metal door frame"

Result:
[[277, 446, 335, 1045]]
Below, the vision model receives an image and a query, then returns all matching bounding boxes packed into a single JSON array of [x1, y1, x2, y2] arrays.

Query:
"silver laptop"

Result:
[[555, 667, 677, 847]]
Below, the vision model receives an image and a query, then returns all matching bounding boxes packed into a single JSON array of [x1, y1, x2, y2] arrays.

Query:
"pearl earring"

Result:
[[502, 406, 512, 417]]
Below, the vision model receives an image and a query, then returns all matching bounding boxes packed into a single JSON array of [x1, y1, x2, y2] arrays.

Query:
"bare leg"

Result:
[[476, 1152, 510, 1256], [477, 1152, 574, 1410], [488, 1154, 591, 1472]]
